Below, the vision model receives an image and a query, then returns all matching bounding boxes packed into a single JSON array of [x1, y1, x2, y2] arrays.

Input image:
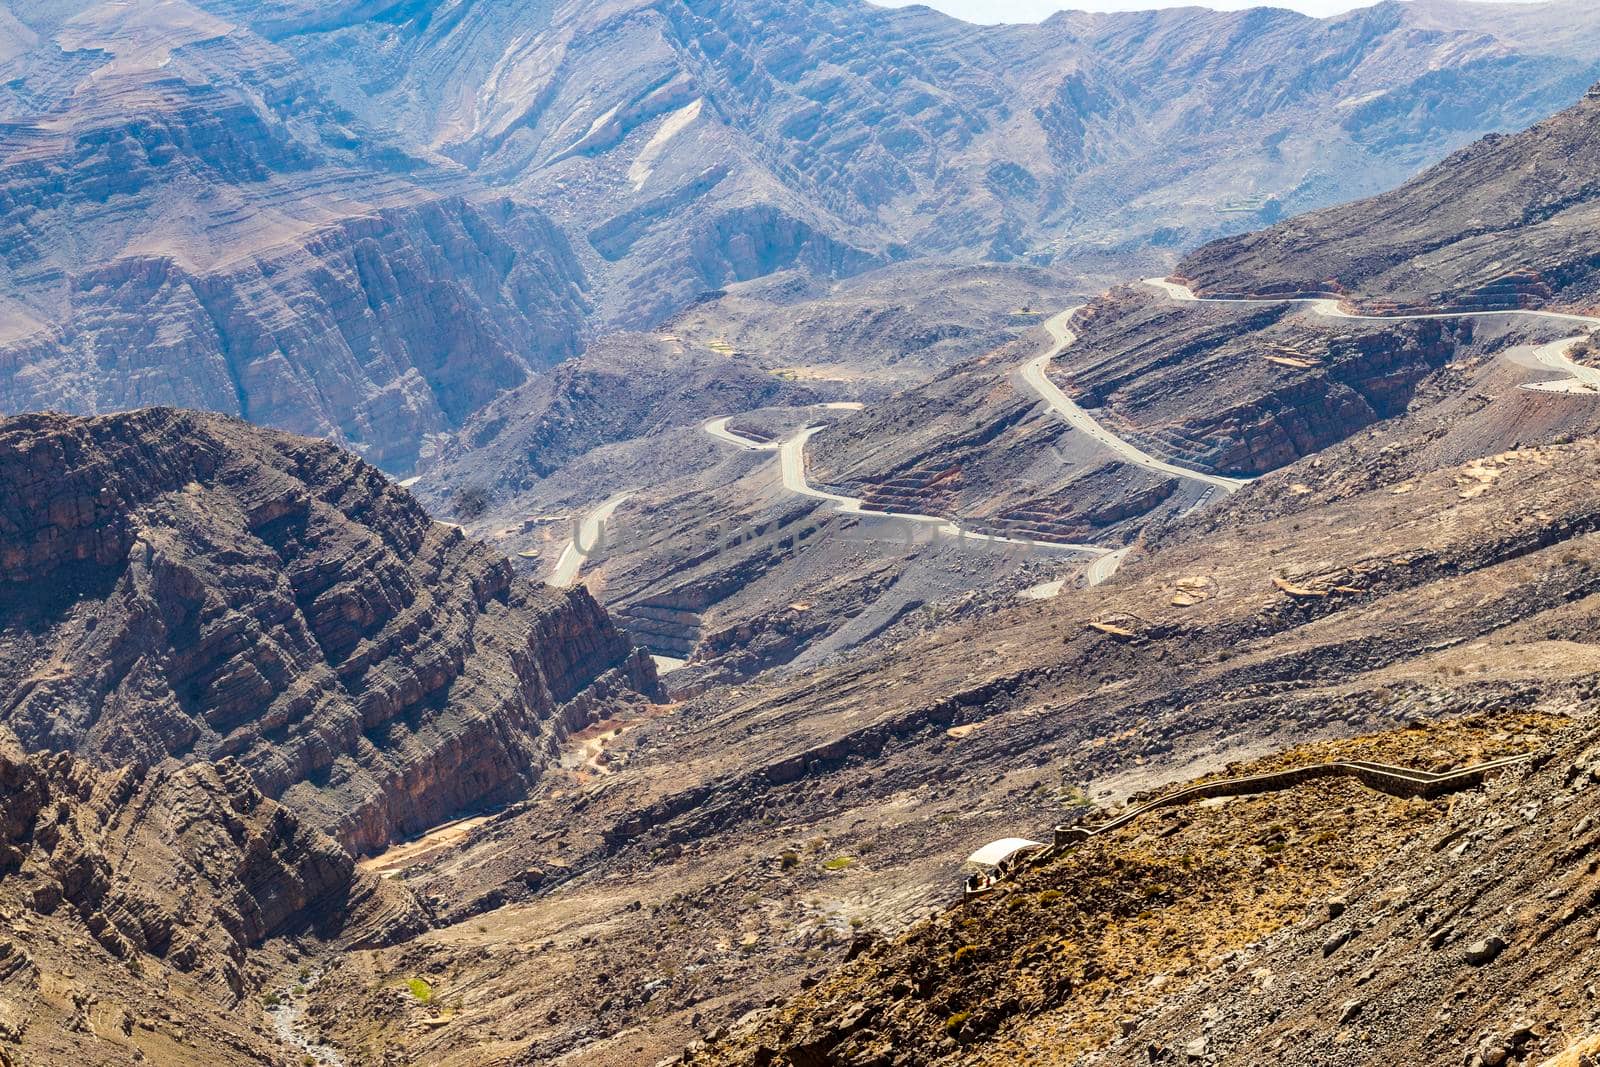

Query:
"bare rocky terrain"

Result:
[[413, 262, 1096, 680], [1178, 81, 1600, 312], [203, 0, 1600, 326], [0, 728, 426, 1065], [0, 1, 591, 474], [0, 409, 661, 855], [11, 7, 1600, 1067], [6, 0, 1600, 481]]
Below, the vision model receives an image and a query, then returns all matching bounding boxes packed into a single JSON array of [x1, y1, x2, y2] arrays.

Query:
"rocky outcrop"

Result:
[[0, 731, 423, 994], [0, 726, 426, 1063], [0, 409, 661, 854]]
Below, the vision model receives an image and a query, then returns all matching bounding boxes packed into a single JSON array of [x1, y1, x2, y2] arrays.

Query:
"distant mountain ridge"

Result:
[[3, 0, 1600, 472], [0, 1, 590, 474], [211, 0, 1600, 326], [1178, 76, 1600, 312]]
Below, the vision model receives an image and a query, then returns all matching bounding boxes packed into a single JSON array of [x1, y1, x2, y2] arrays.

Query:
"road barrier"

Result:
[[961, 752, 1532, 900]]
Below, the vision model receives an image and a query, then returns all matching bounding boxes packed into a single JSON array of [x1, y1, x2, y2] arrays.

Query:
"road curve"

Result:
[[1145, 277, 1600, 392], [547, 491, 634, 588], [702, 416, 1111, 557], [1022, 309, 1253, 495]]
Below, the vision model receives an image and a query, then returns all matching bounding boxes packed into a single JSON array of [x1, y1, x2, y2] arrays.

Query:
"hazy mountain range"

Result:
[[3, 0, 1599, 470]]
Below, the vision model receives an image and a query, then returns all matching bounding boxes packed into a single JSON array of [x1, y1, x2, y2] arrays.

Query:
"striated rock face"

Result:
[[0, 6, 589, 474], [0, 730, 423, 995], [0, 726, 426, 1062], [1055, 286, 1476, 478], [0, 409, 661, 854], [1177, 80, 1600, 311]]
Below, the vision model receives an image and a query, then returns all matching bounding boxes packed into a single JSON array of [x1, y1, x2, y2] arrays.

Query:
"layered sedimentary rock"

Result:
[[208, 0, 1600, 324], [0, 3, 589, 474], [1178, 80, 1600, 311], [0, 409, 661, 854], [0, 730, 422, 994], [0, 726, 425, 1063]]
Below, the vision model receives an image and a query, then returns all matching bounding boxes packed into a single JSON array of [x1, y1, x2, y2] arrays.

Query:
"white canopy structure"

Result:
[[965, 838, 1045, 868]]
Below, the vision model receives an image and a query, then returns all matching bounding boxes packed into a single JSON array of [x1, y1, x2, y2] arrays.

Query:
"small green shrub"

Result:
[[945, 1011, 970, 1036], [822, 856, 854, 872], [406, 978, 435, 1004]]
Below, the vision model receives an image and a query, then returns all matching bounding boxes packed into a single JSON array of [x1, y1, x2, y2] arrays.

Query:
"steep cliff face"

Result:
[[0, 727, 425, 1063], [0, 3, 589, 474], [1053, 287, 1476, 477], [0, 409, 661, 854]]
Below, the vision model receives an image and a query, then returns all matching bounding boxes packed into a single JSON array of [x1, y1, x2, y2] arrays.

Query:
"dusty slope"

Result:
[[300, 410, 1600, 1065], [416, 264, 1096, 678], [1105, 709, 1600, 1067], [687, 714, 1568, 1067]]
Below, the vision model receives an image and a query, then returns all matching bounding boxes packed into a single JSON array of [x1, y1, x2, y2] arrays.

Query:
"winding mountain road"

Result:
[[1145, 277, 1600, 392], [1023, 309, 1254, 494], [700, 415, 1112, 558], [547, 491, 634, 588], [568, 275, 1598, 602]]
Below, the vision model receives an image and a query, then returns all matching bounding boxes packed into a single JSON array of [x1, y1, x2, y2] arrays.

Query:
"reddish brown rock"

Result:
[[0, 409, 661, 854]]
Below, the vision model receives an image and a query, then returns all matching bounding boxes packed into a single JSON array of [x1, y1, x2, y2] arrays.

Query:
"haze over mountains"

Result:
[[4, 0, 1600, 472], [9, 2, 1600, 1066]]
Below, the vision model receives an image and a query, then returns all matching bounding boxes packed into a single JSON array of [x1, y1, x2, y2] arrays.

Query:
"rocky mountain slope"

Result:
[[14, 10, 1600, 1067], [0, 726, 426, 1065], [5, 0, 1600, 478], [688, 715, 1568, 1067], [0, 408, 661, 855], [228, 75, 1600, 1065], [296, 378, 1600, 1065], [0, 0, 589, 474], [533, 74, 1600, 1067], [203, 0, 1600, 326], [1178, 80, 1600, 312], [1107, 711, 1600, 1067], [420, 331, 818, 516]]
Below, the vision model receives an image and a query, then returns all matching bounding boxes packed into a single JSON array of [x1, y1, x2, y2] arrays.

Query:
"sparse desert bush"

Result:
[[452, 484, 492, 520]]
